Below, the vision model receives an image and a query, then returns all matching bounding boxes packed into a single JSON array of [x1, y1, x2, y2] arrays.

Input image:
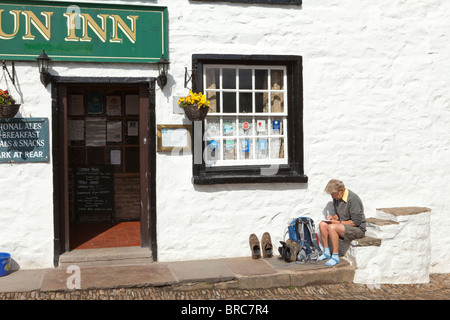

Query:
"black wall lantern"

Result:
[[37, 50, 52, 87], [156, 54, 170, 89]]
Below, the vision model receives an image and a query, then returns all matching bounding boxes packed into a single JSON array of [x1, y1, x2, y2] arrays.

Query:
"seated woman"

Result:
[[318, 179, 367, 266]]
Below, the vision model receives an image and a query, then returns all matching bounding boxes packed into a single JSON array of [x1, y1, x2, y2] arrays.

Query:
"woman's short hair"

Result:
[[324, 179, 345, 194]]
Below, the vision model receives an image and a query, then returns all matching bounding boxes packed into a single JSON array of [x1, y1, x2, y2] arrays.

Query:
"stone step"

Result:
[[59, 246, 153, 268], [365, 217, 400, 240], [375, 207, 431, 222], [350, 236, 382, 247], [348, 207, 431, 284]]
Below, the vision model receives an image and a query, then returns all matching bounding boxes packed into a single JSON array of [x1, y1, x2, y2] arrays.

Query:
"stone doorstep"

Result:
[[58, 246, 153, 268]]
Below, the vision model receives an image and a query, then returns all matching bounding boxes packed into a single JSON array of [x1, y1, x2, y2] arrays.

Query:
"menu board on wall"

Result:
[[0, 118, 49, 163], [75, 166, 114, 223]]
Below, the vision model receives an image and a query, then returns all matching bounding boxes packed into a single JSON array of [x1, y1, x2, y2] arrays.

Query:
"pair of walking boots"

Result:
[[249, 232, 273, 259]]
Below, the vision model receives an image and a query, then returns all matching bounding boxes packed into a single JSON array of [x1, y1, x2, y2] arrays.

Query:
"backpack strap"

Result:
[[296, 218, 305, 244], [305, 220, 322, 253]]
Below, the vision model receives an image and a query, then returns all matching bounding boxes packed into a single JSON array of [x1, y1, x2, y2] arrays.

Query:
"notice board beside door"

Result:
[[75, 166, 114, 223]]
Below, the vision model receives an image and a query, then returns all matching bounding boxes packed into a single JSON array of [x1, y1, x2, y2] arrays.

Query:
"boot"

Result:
[[285, 239, 299, 262], [261, 232, 273, 258], [249, 234, 261, 259]]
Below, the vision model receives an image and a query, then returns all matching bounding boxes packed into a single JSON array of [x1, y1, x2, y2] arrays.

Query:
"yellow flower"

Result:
[[178, 90, 210, 108]]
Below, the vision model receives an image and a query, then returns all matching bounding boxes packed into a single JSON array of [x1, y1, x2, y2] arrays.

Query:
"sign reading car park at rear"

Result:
[[0, 118, 49, 163], [0, 0, 168, 63]]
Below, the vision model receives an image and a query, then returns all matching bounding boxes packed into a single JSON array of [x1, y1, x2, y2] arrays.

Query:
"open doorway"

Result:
[[52, 78, 156, 264], [66, 85, 141, 250]]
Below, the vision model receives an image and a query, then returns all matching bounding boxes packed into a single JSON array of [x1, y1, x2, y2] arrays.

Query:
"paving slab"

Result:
[[265, 257, 331, 272], [289, 261, 355, 287], [221, 257, 278, 276], [0, 269, 46, 293], [41, 263, 176, 291], [167, 259, 235, 284]]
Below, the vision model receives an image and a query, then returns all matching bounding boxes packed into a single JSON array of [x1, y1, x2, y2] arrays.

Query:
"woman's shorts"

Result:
[[343, 224, 365, 241]]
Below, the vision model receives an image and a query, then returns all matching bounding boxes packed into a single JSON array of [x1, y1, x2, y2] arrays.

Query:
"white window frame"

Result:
[[203, 64, 288, 167]]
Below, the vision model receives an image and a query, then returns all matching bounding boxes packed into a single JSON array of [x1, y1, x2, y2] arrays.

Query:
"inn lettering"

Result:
[[0, 9, 138, 43]]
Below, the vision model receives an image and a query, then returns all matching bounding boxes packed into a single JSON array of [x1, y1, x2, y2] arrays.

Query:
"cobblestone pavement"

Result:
[[1, 274, 448, 300]]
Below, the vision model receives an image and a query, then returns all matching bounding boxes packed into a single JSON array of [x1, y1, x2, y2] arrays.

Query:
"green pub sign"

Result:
[[0, 118, 49, 163], [0, 0, 168, 63]]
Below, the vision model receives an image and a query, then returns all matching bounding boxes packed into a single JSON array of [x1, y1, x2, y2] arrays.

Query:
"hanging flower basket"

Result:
[[0, 104, 20, 119], [0, 89, 19, 119], [178, 91, 210, 122], [183, 104, 210, 121]]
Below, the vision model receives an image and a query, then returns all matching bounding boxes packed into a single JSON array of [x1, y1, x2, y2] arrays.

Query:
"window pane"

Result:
[[271, 70, 284, 90], [206, 118, 220, 137], [255, 69, 268, 89], [239, 69, 252, 89], [271, 92, 284, 113], [125, 147, 139, 173], [223, 117, 236, 136], [239, 92, 252, 113], [271, 118, 283, 135], [239, 117, 253, 136], [224, 139, 236, 160], [256, 138, 268, 159], [206, 91, 219, 113], [69, 147, 86, 166], [206, 68, 220, 89], [256, 118, 268, 135], [270, 138, 284, 159], [239, 138, 253, 160], [206, 140, 220, 163], [223, 92, 236, 113], [223, 69, 236, 89], [255, 92, 268, 113]]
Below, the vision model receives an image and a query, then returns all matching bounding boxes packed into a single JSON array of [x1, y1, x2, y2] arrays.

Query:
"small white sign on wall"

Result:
[[157, 125, 192, 152]]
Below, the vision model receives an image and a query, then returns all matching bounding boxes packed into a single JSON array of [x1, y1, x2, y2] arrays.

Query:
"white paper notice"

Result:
[[127, 121, 138, 136], [69, 95, 84, 116], [161, 128, 188, 148], [256, 119, 266, 132], [106, 96, 122, 116], [110, 150, 121, 165], [107, 121, 122, 142], [86, 118, 106, 146]]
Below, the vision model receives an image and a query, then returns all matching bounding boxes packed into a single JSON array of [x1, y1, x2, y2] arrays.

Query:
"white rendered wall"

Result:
[[0, 0, 448, 274]]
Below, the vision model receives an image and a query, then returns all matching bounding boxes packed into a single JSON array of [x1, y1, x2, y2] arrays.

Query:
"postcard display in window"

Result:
[[204, 66, 287, 166]]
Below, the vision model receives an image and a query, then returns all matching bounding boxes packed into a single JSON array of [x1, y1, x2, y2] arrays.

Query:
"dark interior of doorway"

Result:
[[67, 84, 141, 250]]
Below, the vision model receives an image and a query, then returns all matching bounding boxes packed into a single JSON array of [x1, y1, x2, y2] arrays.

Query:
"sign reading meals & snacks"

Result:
[[0, 0, 168, 63], [0, 118, 49, 163]]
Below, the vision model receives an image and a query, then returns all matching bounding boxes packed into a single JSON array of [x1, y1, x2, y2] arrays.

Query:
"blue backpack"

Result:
[[287, 217, 323, 263]]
